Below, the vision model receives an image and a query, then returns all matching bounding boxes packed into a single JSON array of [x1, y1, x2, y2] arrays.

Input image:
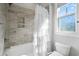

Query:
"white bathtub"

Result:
[[4, 43, 34, 56]]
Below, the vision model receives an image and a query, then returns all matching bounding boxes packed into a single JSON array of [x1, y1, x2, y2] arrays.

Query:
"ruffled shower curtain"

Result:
[[33, 4, 55, 56]]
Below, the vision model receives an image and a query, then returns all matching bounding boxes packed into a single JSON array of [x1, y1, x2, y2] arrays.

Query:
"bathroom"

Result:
[[0, 3, 79, 56]]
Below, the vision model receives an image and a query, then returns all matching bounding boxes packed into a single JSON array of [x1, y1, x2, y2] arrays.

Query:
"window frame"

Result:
[[57, 3, 77, 33]]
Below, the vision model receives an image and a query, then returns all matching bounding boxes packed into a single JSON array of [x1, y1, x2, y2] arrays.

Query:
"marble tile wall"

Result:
[[0, 4, 7, 55], [5, 5, 34, 48]]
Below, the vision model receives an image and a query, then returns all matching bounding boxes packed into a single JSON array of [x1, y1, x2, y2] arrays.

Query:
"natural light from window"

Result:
[[57, 3, 76, 32]]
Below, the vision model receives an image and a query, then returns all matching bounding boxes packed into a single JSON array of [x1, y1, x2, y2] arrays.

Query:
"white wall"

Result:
[[54, 3, 79, 56], [55, 35, 79, 56]]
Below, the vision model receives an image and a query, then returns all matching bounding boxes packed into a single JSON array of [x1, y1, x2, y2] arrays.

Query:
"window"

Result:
[[57, 3, 76, 32]]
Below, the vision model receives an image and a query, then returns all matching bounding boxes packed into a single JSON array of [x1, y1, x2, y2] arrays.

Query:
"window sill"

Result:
[[55, 32, 79, 38]]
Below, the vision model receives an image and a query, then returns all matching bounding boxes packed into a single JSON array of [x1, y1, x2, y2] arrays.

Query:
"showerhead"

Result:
[[8, 3, 13, 6]]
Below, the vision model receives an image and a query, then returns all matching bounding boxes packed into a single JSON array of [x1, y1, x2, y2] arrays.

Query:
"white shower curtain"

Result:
[[33, 4, 55, 56], [33, 4, 49, 56]]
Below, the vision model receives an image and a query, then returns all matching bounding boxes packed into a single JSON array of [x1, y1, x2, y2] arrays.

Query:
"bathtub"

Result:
[[4, 43, 34, 56]]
